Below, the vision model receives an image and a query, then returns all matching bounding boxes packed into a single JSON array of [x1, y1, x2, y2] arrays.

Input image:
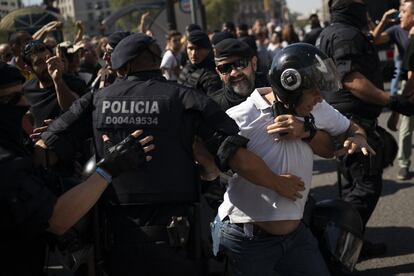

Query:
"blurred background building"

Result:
[[0, 0, 22, 18], [236, 0, 287, 25], [54, 0, 112, 34]]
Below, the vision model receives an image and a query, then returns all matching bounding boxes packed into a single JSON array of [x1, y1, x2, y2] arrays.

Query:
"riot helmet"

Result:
[[268, 43, 342, 113], [310, 199, 364, 273]]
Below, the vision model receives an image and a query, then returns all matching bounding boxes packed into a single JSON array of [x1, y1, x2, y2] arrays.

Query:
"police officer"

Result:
[[210, 38, 269, 111], [317, 0, 414, 256], [303, 13, 324, 46], [40, 33, 303, 275], [0, 62, 154, 276], [178, 30, 222, 95]]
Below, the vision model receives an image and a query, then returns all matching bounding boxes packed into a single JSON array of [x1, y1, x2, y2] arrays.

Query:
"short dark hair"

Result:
[[22, 40, 51, 66], [166, 30, 182, 41]]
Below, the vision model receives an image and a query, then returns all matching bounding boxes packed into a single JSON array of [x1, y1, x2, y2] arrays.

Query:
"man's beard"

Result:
[[229, 73, 255, 97]]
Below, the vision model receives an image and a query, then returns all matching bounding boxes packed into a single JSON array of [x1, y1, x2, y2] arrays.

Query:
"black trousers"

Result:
[[102, 204, 206, 276], [339, 130, 384, 228]]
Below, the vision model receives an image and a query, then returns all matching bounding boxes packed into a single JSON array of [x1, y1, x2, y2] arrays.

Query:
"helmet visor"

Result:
[[323, 223, 363, 271], [286, 57, 342, 93]]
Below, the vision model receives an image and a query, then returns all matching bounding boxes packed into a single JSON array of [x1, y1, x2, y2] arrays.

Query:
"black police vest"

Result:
[[177, 64, 205, 89], [317, 23, 383, 119], [92, 76, 199, 205]]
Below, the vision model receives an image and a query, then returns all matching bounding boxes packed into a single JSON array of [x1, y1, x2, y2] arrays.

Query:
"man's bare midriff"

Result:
[[253, 220, 300, 235]]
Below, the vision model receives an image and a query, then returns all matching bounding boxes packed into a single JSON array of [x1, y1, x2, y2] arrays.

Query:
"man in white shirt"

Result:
[[212, 43, 374, 276], [160, 30, 182, 81]]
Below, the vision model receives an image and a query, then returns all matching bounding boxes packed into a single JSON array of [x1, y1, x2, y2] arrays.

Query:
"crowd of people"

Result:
[[2, 0, 414, 275]]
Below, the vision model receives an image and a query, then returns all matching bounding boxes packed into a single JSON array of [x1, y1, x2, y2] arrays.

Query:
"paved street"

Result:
[[312, 110, 414, 276]]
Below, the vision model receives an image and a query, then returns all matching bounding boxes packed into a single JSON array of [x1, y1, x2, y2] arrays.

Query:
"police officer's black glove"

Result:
[[388, 95, 414, 116], [96, 135, 146, 178]]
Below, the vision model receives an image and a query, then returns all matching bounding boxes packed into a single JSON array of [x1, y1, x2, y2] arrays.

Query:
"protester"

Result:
[[160, 30, 182, 80]]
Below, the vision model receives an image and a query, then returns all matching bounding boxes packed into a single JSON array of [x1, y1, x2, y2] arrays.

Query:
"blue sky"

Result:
[[22, 0, 41, 5], [23, 0, 322, 15], [286, 0, 322, 15]]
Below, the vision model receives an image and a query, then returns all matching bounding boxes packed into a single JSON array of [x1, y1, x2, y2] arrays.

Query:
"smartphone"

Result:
[[392, 11, 400, 21]]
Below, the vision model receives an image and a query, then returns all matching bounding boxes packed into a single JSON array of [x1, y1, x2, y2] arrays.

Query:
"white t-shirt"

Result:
[[218, 88, 350, 223], [160, 50, 180, 81]]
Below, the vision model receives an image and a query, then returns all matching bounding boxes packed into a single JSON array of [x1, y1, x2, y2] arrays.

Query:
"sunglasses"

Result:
[[0, 92, 23, 105], [216, 59, 250, 75]]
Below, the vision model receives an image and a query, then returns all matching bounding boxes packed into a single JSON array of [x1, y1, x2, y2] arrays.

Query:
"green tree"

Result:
[[204, 0, 237, 30], [109, 0, 161, 31], [109, 0, 138, 31]]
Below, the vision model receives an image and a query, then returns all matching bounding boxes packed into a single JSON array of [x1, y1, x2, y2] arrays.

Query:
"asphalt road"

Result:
[[311, 110, 414, 276]]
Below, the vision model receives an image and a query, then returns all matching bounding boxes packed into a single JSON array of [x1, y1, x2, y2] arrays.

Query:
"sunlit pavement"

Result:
[[312, 110, 414, 276]]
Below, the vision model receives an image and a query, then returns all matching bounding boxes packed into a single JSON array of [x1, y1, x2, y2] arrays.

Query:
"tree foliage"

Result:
[[108, 0, 160, 32], [109, 0, 140, 31], [204, 0, 237, 30]]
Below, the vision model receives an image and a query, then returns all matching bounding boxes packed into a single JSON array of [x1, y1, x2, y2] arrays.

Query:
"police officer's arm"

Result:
[[179, 87, 304, 200], [342, 71, 390, 106], [48, 130, 154, 235], [332, 37, 414, 115], [48, 173, 108, 235], [40, 92, 94, 163], [343, 71, 414, 116], [370, 9, 397, 45], [229, 148, 305, 201]]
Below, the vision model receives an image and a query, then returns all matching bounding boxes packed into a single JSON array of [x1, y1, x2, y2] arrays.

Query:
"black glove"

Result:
[[96, 135, 146, 178], [388, 95, 414, 116]]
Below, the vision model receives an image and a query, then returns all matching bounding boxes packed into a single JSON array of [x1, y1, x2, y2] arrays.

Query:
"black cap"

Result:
[[238, 36, 258, 54], [186, 23, 201, 33], [211, 31, 235, 46], [309, 13, 319, 20], [0, 62, 25, 87], [187, 30, 211, 49], [214, 38, 253, 61], [111, 33, 156, 70], [107, 31, 132, 49]]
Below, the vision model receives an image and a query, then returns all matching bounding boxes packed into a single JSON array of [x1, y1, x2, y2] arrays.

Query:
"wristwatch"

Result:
[[302, 115, 317, 142]]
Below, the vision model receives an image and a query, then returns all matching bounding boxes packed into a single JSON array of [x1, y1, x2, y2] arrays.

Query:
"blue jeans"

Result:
[[212, 218, 330, 276], [390, 55, 402, 96]]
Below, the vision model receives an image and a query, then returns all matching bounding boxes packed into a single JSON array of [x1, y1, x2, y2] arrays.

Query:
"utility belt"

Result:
[[114, 217, 191, 248], [102, 203, 199, 249]]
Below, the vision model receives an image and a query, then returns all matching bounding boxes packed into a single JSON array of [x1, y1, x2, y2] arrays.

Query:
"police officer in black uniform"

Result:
[[303, 13, 324, 46], [0, 62, 154, 276], [209, 38, 269, 111], [317, 0, 414, 257], [178, 30, 222, 95], [40, 33, 301, 275]]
